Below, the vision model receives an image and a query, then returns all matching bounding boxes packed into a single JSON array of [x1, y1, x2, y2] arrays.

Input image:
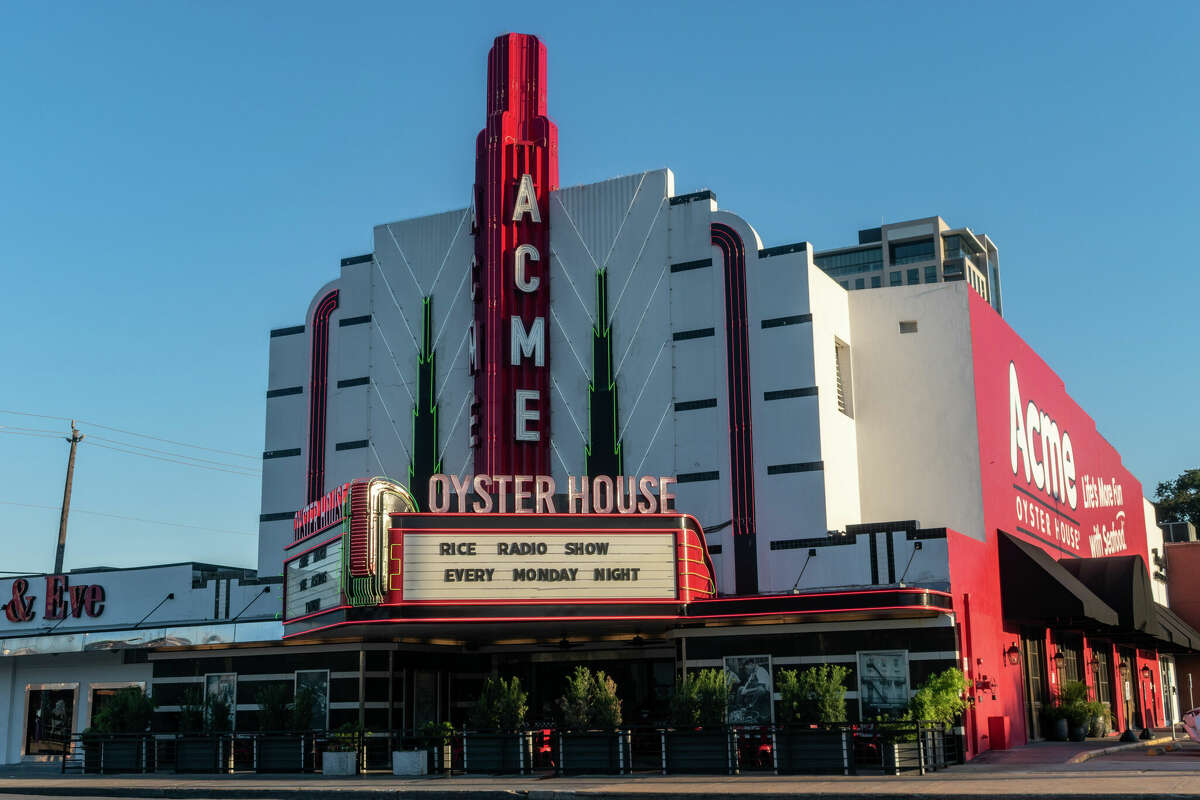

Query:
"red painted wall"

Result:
[[945, 293, 1157, 748], [967, 291, 1148, 563]]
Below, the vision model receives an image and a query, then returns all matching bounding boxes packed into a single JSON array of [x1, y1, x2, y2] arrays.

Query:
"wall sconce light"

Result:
[[1053, 649, 1066, 663], [1005, 643, 1020, 666], [1141, 664, 1153, 681]]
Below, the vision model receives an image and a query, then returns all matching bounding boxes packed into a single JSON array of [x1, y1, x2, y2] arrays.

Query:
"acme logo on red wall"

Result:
[[968, 292, 1145, 560]]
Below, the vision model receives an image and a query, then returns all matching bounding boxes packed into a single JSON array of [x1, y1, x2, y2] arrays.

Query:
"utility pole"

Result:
[[53, 421, 84, 575]]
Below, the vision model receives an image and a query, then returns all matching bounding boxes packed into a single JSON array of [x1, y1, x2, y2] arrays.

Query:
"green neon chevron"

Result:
[[585, 269, 623, 478], [408, 296, 441, 509]]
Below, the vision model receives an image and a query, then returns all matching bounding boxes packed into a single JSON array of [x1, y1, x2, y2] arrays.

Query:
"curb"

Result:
[[1066, 736, 1175, 763]]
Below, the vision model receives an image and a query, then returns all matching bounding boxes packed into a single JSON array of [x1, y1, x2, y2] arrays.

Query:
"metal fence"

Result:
[[60, 722, 960, 777]]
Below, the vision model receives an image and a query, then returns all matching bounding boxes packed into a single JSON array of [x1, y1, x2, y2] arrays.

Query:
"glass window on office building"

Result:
[[855, 278, 865, 289], [906, 268, 919, 285], [889, 238, 934, 265], [889, 271, 902, 286], [871, 276, 881, 288], [925, 265, 937, 283]]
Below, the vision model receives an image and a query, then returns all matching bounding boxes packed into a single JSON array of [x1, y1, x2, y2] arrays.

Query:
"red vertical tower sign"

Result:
[[471, 34, 558, 476]]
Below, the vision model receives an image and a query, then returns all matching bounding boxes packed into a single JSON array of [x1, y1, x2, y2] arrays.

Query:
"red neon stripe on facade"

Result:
[[284, 613, 680, 638], [711, 223, 757, 595], [381, 598, 680, 607], [305, 290, 339, 504]]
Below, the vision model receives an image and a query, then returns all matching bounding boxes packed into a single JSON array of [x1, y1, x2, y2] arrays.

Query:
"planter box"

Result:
[[392, 750, 427, 775], [463, 732, 531, 774], [427, 743, 452, 774], [256, 735, 305, 773], [664, 729, 736, 775], [774, 728, 850, 775], [881, 740, 923, 775], [322, 750, 358, 775], [558, 731, 629, 775], [176, 737, 221, 773]]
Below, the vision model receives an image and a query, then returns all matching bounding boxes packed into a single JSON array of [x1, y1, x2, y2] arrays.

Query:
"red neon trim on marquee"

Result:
[[285, 613, 681, 638]]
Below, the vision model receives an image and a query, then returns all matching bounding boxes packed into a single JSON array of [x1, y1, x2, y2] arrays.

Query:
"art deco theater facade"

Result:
[[246, 33, 1194, 754]]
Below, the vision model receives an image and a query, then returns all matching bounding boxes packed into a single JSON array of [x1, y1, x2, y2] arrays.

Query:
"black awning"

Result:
[[1059, 553, 1200, 653], [998, 533, 1119, 627], [1154, 604, 1200, 652]]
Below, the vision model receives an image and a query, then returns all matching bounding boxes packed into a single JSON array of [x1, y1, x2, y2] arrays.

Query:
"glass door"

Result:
[[1022, 632, 1048, 740]]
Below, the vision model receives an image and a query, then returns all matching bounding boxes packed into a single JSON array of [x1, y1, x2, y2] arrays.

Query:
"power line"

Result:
[[0, 410, 259, 460], [88, 435, 260, 472], [0, 500, 257, 537], [89, 442, 260, 477], [0, 429, 64, 440]]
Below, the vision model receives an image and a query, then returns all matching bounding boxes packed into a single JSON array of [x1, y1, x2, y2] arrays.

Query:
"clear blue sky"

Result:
[[2, 1, 1196, 573]]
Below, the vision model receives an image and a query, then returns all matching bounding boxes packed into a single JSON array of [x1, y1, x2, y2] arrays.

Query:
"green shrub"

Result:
[[907, 668, 968, 724], [254, 684, 292, 731], [469, 675, 528, 732], [290, 684, 321, 731], [670, 669, 730, 728], [208, 695, 233, 733], [326, 722, 365, 752], [777, 665, 849, 725], [418, 720, 455, 747], [556, 666, 622, 731], [92, 688, 156, 733], [177, 689, 205, 733]]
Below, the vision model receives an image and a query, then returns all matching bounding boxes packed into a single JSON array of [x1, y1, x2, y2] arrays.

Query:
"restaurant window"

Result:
[[25, 686, 76, 756]]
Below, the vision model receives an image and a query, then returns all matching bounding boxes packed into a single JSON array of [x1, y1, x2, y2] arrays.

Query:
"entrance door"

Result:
[[1093, 649, 1117, 723], [1118, 649, 1137, 730], [1022, 632, 1048, 740]]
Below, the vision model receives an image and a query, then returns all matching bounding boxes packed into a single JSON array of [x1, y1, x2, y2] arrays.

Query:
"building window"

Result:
[[889, 238, 934, 265], [906, 268, 919, 285], [899, 320, 918, 334], [814, 247, 882, 276], [889, 271, 901, 286], [854, 278, 865, 289], [925, 265, 937, 283], [871, 276, 881, 288], [834, 338, 853, 418]]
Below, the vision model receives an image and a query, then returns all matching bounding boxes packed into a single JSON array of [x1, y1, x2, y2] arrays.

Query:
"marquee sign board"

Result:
[[399, 530, 677, 601], [280, 481, 716, 636]]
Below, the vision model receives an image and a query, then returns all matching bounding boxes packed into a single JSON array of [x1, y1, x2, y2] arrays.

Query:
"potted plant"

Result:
[[1044, 703, 1070, 742], [321, 723, 361, 775], [876, 668, 967, 774], [1059, 681, 1091, 742], [556, 666, 629, 775], [254, 684, 305, 773], [773, 665, 851, 775], [85, 687, 156, 773], [415, 720, 454, 775], [175, 690, 227, 773], [1087, 701, 1113, 738], [906, 668, 967, 769], [463, 675, 531, 774], [665, 669, 735, 774]]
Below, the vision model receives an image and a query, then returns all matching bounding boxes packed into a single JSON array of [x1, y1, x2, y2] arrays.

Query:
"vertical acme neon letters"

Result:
[[472, 33, 558, 476], [1009, 362, 1078, 509]]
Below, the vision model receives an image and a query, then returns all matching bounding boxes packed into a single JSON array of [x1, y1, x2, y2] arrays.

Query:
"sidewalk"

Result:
[[0, 738, 1196, 800]]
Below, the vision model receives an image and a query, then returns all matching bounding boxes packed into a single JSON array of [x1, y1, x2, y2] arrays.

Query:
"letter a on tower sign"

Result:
[[512, 175, 542, 223]]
